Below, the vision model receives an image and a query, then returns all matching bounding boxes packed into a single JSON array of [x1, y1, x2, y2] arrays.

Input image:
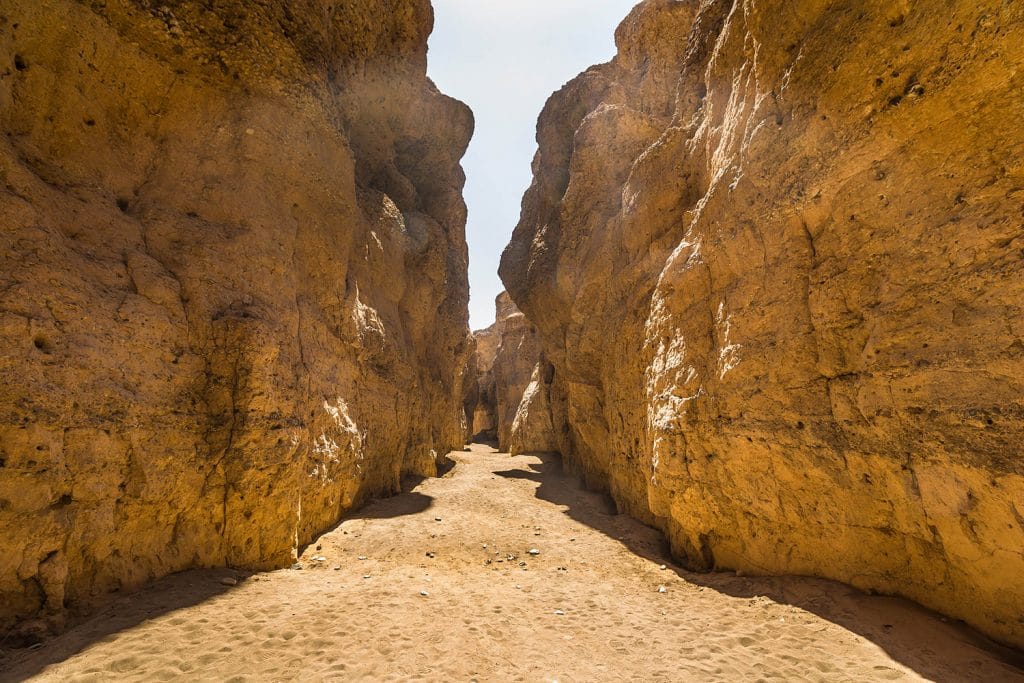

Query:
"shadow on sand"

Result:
[[496, 452, 1024, 682], [0, 568, 239, 681], [0, 459, 456, 681]]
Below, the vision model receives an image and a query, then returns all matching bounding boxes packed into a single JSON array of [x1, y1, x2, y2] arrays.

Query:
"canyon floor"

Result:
[[1, 444, 1021, 682]]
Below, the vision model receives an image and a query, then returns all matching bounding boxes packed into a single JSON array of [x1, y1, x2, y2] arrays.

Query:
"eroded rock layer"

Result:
[[501, 0, 1024, 647], [0, 0, 471, 635]]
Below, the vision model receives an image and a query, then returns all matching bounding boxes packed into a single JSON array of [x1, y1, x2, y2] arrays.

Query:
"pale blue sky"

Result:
[[427, 1, 639, 330]]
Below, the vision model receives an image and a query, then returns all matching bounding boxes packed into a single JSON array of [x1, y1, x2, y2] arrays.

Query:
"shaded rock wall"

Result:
[[0, 0, 471, 635], [501, 0, 1024, 647]]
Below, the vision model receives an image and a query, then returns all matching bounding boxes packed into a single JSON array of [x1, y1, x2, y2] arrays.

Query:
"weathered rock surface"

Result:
[[501, 0, 1024, 647], [0, 0, 471, 636], [467, 313, 500, 439], [508, 360, 559, 456], [464, 292, 555, 452], [490, 293, 546, 451]]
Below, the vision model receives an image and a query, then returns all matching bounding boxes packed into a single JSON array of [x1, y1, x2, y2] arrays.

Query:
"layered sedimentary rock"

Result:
[[0, 0, 471, 636], [501, 0, 1024, 647]]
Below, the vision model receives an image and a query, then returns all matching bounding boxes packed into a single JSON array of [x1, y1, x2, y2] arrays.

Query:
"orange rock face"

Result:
[[0, 0, 471, 636], [501, 0, 1024, 647]]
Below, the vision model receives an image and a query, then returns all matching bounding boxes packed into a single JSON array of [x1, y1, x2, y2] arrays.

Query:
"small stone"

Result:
[[528, 549, 540, 555], [220, 577, 238, 586], [245, 128, 255, 135], [420, 590, 429, 597], [316, 544, 322, 551], [659, 564, 667, 570], [363, 574, 371, 579], [554, 609, 565, 616], [315, 556, 327, 562], [482, 544, 487, 549], [426, 552, 435, 558], [291, 563, 303, 570], [658, 585, 667, 593], [358, 556, 368, 560], [434, 517, 442, 522], [333, 566, 341, 571]]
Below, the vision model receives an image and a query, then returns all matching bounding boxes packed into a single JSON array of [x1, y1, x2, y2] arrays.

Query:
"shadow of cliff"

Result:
[[0, 568, 240, 682], [496, 452, 1024, 681], [345, 491, 434, 521], [468, 435, 499, 449], [1, 464, 448, 680]]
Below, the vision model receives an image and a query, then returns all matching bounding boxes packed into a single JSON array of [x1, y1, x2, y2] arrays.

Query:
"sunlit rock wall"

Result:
[[0, 0, 472, 636], [501, 0, 1024, 647]]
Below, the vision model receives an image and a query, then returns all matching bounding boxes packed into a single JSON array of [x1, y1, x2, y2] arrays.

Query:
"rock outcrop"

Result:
[[501, 0, 1024, 647], [490, 293, 545, 451], [508, 359, 559, 456], [0, 0, 472, 636], [468, 317, 500, 440], [464, 292, 556, 452]]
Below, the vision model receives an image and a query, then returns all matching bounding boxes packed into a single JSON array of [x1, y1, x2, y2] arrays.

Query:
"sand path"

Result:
[[2, 444, 1022, 682]]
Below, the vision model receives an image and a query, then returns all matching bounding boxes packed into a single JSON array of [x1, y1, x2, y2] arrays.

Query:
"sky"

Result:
[[427, 0, 640, 330]]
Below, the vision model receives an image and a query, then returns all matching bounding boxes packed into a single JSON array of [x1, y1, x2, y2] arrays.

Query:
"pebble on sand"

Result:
[[528, 549, 540, 555], [220, 577, 238, 586]]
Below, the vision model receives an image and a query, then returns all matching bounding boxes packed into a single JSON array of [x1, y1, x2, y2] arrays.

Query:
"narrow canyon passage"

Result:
[[3, 446, 1020, 682]]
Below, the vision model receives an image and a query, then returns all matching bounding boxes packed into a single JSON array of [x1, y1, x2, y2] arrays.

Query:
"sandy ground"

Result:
[[2, 444, 1022, 682]]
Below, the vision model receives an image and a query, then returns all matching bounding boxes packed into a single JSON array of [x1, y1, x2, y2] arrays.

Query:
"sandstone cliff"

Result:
[[463, 292, 557, 452], [468, 316, 499, 440], [0, 0, 471, 637], [501, 0, 1024, 647]]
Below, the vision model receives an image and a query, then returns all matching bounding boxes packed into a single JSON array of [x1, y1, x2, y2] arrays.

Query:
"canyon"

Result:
[[501, 0, 1024, 649], [0, 0, 1022, 674]]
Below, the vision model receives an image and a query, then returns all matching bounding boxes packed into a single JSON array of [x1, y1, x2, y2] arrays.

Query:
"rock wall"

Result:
[[468, 317, 500, 439], [0, 0, 472, 636], [490, 293, 545, 451], [464, 292, 555, 452], [508, 359, 559, 456], [501, 0, 1024, 647]]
